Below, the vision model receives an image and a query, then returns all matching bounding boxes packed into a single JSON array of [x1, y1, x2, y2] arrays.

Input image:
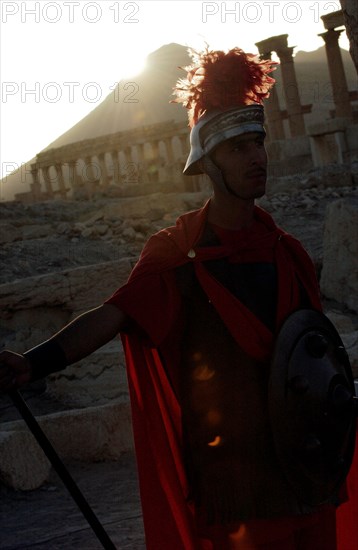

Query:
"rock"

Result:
[[135, 232, 146, 242], [325, 310, 358, 378], [132, 221, 152, 234], [122, 227, 137, 240], [0, 431, 50, 490], [0, 224, 22, 244], [102, 228, 113, 239], [103, 192, 190, 220], [0, 259, 132, 318], [56, 222, 71, 235], [81, 227, 93, 238], [68, 261, 133, 313], [325, 310, 355, 334], [1, 308, 70, 352], [73, 222, 86, 234], [320, 198, 358, 312], [84, 211, 104, 225], [21, 224, 52, 240], [301, 196, 316, 208], [0, 402, 134, 489], [96, 224, 109, 236], [47, 341, 128, 408]]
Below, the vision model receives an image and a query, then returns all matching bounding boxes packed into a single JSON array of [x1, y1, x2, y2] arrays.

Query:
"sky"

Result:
[[0, 0, 349, 181]]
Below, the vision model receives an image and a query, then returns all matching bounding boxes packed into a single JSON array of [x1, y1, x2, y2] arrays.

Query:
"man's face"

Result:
[[210, 132, 268, 200]]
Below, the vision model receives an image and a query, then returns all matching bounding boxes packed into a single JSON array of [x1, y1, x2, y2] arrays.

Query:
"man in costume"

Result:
[[0, 47, 356, 549]]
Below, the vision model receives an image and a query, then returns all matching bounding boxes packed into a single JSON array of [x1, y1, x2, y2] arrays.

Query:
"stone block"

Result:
[[0, 223, 22, 244], [47, 340, 128, 408], [1, 401, 134, 489], [38, 402, 134, 461], [103, 192, 189, 220], [0, 259, 132, 320], [21, 224, 52, 240], [68, 259, 132, 313], [0, 430, 50, 490], [320, 198, 358, 312], [0, 272, 71, 315], [326, 311, 358, 378], [325, 311, 356, 334], [321, 10, 344, 30]]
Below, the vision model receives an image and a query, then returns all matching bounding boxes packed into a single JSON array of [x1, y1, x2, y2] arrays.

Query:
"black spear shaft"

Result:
[[9, 390, 117, 550]]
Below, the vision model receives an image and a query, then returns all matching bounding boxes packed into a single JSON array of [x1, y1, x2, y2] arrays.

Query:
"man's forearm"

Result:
[[23, 303, 127, 381], [53, 303, 126, 364]]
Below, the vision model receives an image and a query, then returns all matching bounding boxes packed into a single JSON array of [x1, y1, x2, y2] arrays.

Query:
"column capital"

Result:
[[275, 46, 295, 63], [319, 28, 344, 46], [260, 51, 272, 61]]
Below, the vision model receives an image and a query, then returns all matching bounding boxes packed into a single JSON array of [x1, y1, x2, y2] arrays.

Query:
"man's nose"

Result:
[[247, 143, 266, 165]]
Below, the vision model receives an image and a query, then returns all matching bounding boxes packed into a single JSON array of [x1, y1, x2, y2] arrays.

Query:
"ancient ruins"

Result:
[[13, 9, 358, 204], [0, 9, 357, 516]]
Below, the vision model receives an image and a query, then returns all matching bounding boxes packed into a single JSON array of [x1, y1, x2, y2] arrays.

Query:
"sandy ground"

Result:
[[0, 452, 145, 550]]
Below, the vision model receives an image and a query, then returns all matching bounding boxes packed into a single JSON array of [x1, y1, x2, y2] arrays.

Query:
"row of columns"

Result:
[[30, 133, 189, 199], [256, 15, 354, 141], [27, 10, 354, 202]]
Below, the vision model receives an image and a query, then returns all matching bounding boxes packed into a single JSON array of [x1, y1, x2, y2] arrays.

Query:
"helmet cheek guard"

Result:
[[183, 105, 266, 176]]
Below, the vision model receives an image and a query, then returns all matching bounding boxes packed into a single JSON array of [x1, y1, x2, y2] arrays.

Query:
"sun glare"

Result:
[[119, 55, 147, 80]]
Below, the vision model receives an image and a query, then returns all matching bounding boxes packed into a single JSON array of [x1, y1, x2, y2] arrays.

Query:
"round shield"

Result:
[[269, 309, 357, 506]]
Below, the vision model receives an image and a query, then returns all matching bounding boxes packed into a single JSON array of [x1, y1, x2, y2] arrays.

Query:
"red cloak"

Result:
[[105, 200, 357, 549]]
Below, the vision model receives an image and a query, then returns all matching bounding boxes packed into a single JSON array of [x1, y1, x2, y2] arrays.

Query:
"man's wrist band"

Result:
[[23, 339, 69, 381]]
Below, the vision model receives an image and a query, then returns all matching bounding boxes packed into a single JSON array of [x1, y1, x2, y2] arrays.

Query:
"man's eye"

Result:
[[232, 144, 244, 152]]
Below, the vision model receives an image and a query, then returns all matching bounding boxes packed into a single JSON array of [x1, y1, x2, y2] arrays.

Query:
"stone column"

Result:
[[136, 143, 148, 183], [54, 163, 67, 198], [254, 44, 286, 141], [97, 153, 110, 187], [121, 147, 137, 183], [83, 156, 98, 198], [122, 147, 133, 166], [41, 166, 54, 198], [30, 164, 42, 199], [275, 44, 306, 137], [147, 141, 160, 183], [67, 160, 79, 189], [84, 156, 98, 182], [110, 151, 120, 183], [319, 29, 352, 118], [265, 84, 286, 141], [164, 138, 175, 163]]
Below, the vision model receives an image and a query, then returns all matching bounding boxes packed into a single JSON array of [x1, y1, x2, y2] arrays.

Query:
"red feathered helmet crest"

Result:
[[173, 46, 277, 128]]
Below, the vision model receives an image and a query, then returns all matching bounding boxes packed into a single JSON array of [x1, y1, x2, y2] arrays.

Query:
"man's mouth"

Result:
[[246, 169, 266, 178]]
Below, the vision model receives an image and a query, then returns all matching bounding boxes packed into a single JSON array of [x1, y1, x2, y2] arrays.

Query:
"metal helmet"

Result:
[[183, 104, 266, 176]]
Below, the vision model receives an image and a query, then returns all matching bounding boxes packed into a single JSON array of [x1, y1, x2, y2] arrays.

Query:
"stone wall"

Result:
[[320, 197, 358, 312]]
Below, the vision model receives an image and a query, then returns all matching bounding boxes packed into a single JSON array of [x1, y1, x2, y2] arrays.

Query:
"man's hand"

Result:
[[0, 304, 127, 392], [0, 350, 32, 392]]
